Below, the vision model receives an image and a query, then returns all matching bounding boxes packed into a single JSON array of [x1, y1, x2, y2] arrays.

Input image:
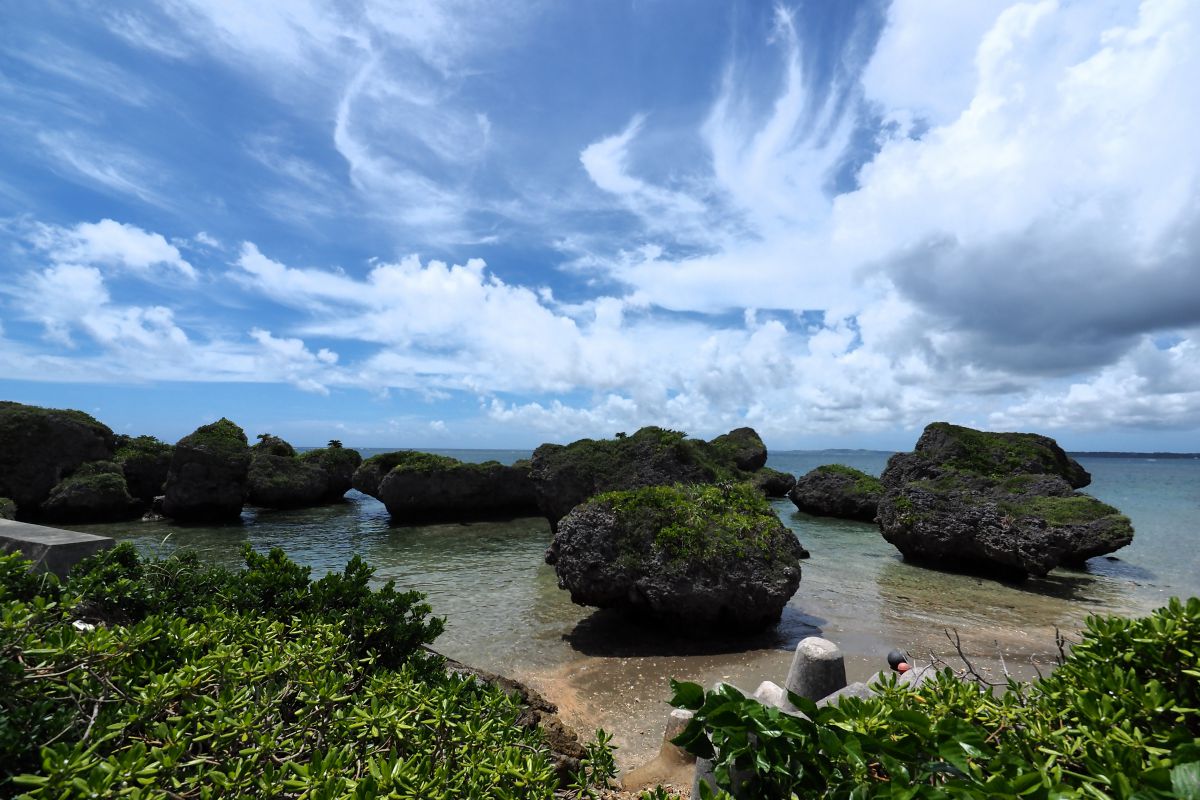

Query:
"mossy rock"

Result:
[[114, 435, 174, 504], [40, 462, 141, 523], [177, 418, 249, 458], [251, 434, 296, 458], [877, 423, 1132, 577], [546, 482, 805, 630], [358, 451, 537, 523], [298, 442, 363, 502], [752, 466, 796, 498], [247, 454, 329, 509], [161, 419, 251, 522], [788, 464, 882, 522], [708, 427, 769, 471], [884, 422, 1090, 489], [529, 426, 770, 530], [0, 497, 15, 520], [0, 401, 115, 510]]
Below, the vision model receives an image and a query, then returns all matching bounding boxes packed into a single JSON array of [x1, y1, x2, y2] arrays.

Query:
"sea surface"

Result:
[[64, 450, 1200, 768]]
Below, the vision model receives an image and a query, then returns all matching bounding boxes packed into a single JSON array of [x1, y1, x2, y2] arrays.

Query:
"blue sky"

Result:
[[2, 0, 1199, 451]]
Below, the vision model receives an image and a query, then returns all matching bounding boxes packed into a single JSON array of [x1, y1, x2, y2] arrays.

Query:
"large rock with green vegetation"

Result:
[[247, 453, 329, 509], [40, 461, 142, 523], [247, 436, 363, 508], [355, 451, 538, 523], [752, 467, 797, 498], [876, 422, 1132, 577], [545, 482, 805, 629], [0, 401, 116, 513], [251, 433, 296, 458], [113, 435, 174, 505], [788, 464, 882, 522], [161, 418, 251, 521], [298, 440, 363, 502], [530, 426, 773, 531], [0, 497, 15, 520]]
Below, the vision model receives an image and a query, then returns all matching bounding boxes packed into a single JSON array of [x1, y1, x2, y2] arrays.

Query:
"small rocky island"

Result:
[[352, 450, 537, 523], [529, 426, 781, 531], [545, 482, 805, 628], [876, 422, 1133, 577], [788, 464, 882, 522]]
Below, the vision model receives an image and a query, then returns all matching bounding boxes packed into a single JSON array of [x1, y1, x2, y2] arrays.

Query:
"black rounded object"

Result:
[[887, 649, 908, 670]]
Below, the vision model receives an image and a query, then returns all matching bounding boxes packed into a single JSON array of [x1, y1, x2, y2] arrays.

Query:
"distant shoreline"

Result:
[[1069, 451, 1200, 459]]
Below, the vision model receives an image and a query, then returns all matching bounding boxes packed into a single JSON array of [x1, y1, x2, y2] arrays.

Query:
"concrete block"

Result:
[[785, 636, 847, 701], [0, 519, 114, 577], [660, 708, 696, 763]]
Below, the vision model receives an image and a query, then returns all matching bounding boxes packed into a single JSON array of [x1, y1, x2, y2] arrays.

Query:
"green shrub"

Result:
[[0, 551, 60, 604], [596, 482, 784, 564], [67, 543, 444, 666], [113, 435, 173, 462], [671, 597, 1200, 799], [0, 599, 559, 798]]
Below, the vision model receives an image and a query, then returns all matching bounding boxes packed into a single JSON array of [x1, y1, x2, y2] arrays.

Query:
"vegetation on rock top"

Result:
[[1001, 493, 1132, 529], [113, 434, 173, 462], [177, 417, 249, 455], [299, 441, 363, 469], [815, 463, 884, 495], [595, 482, 785, 564], [916, 422, 1087, 485], [0, 401, 111, 436], [252, 432, 297, 457]]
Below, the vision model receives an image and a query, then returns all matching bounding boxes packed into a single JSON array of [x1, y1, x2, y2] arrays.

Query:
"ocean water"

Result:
[[63, 449, 1200, 767]]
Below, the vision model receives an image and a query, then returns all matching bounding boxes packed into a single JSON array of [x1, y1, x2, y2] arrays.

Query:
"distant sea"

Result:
[[65, 449, 1200, 767]]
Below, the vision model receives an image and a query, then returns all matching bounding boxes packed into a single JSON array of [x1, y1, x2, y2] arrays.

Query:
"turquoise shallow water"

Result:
[[63, 449, 1200, 766]]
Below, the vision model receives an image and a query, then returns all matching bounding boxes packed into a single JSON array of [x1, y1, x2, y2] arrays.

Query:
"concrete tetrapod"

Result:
[[785, 636, 847, 701]]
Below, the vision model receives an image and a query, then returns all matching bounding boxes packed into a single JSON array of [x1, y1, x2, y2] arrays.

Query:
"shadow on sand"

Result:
[[562, 604, 827, 658]]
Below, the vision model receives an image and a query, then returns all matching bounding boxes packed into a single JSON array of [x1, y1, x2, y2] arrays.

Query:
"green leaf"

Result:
[[1172, 763, 1200, 800], [669, 679, 706, 711]]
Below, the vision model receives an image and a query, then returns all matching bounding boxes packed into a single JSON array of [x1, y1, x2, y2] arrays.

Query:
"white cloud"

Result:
[[249, 328, 340, 394], [17, 264, 109, 346], [991, 335, 1200, 432], [32, 219, 197, 280], [37, 132, 166, 206]]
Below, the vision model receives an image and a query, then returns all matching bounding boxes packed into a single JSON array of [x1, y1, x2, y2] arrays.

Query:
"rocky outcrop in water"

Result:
[[247, 454, 330, 509], [40, 461, 141, 523], [876, 422, 1132, 577], [162, 418, 251, 522], [788, 465, 882, 522], [246, 436, 366, 509], [114, 435, 174, 506], [298, 441, 363, 502], [355, 451, 537, 523], [0, 402, 116, 514], [752, 467, 797, 498], [545, 482, 804, 630], [529, 426, 775, 531]]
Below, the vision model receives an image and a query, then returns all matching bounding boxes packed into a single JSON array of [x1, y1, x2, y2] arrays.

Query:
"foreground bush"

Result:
[[0, 548, 565, 798], [66, 542, 445, 667], [671, 597, 1200, 799]]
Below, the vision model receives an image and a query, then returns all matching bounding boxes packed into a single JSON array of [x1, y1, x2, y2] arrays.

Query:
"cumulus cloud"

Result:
[[31, 219, 197, 280]]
